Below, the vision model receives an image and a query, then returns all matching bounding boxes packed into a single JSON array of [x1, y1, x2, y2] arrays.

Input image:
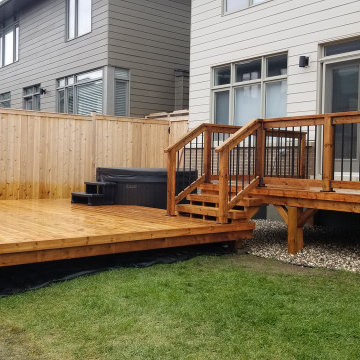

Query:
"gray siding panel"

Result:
[[0, 0, 109, 112], [0, 0, 191, 116], [108, 0, 191, 117]]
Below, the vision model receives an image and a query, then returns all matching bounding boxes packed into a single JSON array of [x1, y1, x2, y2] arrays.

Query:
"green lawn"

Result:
[[0, 254, 359, 360]]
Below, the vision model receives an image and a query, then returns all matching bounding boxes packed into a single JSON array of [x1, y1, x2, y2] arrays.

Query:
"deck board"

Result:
[[0, 200, 254, 266]]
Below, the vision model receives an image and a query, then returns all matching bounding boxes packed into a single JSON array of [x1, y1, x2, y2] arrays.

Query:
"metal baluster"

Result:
[[248, 135, 251, 184], [242, 141, 245, 189], [341, 124, 345, 181], [350, 123, 354, 181], [271, 129, 274, 177], [201, 133, 204, 175], [284, 130, 287, 177], [314, 126, 317, 179], [292, 127, 295, 177], [211, 133, 214, 175], [195, 135, 198, 177], [306, 126, 309, 179]]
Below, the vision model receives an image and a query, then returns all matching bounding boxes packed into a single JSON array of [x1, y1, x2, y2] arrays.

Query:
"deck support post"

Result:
[[204, 127, 212, 183], [287, 206, 303, 254], [167, 150, 177, 216]]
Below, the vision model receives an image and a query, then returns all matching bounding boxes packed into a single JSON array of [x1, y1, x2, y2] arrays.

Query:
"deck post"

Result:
[[218, 149, 229, 223], [322, 116, 334, 192], [167, 149, 177, 216], [287, 206, 303, 254], [204, 127, 212, 183], [255, 125, 266, 186]]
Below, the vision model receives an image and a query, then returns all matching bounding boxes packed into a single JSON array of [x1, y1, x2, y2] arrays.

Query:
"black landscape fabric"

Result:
[[0, 243, 232, 297]]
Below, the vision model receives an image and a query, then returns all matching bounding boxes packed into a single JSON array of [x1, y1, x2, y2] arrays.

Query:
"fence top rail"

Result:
[[0, 108, 172, 125]]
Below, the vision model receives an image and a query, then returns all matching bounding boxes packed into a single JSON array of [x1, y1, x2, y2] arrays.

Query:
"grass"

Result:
[[0, 254, 359, 360]]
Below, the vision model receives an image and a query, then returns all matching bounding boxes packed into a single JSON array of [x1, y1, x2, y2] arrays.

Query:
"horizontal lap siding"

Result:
[[108, 0, 191, 117], [190, 0, 360, 127], [0, 0, 109, 112]]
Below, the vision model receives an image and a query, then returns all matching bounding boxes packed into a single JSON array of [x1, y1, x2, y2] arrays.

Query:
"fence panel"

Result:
[[0, 109, 188, 200]]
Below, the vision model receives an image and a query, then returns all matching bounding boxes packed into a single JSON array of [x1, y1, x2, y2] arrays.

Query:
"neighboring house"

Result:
[[0, 0, 190, 116], [189, 0, 360, 148]]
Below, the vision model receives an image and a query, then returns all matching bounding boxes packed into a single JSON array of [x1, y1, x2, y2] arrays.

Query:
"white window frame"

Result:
[[223, 0, 271, 15], [66, 0, 92, 41], [0, 92, 11, 108], [0, 23, 19, 68], [23, 85, 41, 111], [211, 53, 288, 125], [57, 68, 103, 114], [114, 68, 130, 117]]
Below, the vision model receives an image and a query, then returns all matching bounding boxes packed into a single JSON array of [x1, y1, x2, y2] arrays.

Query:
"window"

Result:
[[0, 92, 10, 108], [212, 53, 287, 125], [114, 68, 130, 116], [325, 38, 360, 57], [57, 69, 103, 115], [0, 24, 19, 67], [23, 85, 41, 111], [225, 0, 267, 13], [67, 0, 92, 40]]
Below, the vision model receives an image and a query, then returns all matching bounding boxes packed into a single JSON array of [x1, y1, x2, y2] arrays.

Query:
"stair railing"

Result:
[[215, 118, 263, 223], [164, 123, 241, 215]]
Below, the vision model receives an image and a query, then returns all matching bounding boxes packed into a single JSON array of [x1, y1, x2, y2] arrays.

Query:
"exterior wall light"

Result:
[[299, 56, 309, 67]]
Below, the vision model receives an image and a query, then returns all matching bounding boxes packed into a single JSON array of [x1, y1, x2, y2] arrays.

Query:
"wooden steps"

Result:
[[175, 182, 263, 223], [177, 204, 247, 220]]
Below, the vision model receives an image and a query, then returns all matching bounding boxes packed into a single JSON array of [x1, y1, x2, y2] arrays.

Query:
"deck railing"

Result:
[[166, 111, 360, 220], [164, 123, 241, 215]]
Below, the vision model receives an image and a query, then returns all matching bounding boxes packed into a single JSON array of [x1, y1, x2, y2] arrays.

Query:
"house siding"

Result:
[[108, 0, 191, 117], [190, 0, 360, 128], [0, 0, 109, 112]]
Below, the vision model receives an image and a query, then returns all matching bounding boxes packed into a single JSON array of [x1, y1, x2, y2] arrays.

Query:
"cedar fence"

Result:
[[0, 108, 189, 200]]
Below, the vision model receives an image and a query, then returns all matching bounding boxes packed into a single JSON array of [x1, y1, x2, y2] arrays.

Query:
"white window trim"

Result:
[[114, 68, 130, 117], [66, 0, 92, 41], [57, 68, 103, 114], [0, 91, 11, 108], [222, 0, 273, 16], [211, 53, 288, 125], [23, 85, 41, 111], [0, 23, 19, 68]]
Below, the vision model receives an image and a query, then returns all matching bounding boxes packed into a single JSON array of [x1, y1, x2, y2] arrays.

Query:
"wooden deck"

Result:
[[0, 200, 254, 267]]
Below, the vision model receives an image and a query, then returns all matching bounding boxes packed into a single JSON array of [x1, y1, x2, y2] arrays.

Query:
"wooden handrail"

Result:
[[215, 118, 261, 153], [165, 123, 206, 154]]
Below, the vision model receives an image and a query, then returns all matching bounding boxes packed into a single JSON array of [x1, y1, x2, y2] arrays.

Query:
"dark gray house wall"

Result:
[[107, 0, 191, 116], [0, 0, 109, 112], [0, 0, 190, 116]]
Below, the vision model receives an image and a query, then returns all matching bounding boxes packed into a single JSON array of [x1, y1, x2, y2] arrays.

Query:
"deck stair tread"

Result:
[[186, 193, 264, 207], [71, 192, 104, 198], [176, 204, 247, 220], [84, 181, 116, 186]]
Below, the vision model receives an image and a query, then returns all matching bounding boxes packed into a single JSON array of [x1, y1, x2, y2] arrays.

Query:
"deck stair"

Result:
[[176, 183, 263, 223], [71, 181, 116, 206]]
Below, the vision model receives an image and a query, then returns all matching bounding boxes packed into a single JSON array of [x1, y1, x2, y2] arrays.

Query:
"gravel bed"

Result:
[[243, 220, 360, 273]]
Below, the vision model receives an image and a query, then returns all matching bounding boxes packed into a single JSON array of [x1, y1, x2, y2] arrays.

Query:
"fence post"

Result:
[[91, 112, 97, 180], [167, 149, 177, 216], [322, 116, 334, 192], [255, 124, 265, 186], [218, 149, 229, 223], [203, 127, 212, 182]]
